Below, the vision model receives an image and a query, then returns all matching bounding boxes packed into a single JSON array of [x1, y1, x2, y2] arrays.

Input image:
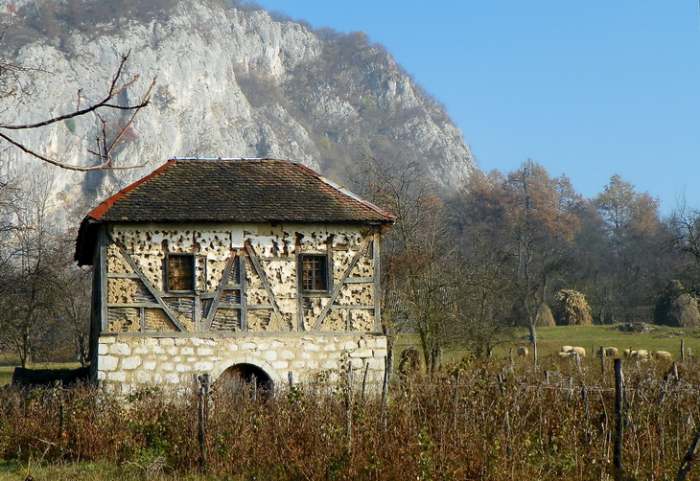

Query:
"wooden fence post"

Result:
[[345, 363, 354, 455], [197, 373, 210, 472], [613, 359, 624, 481], [681, 338, 686, 362], [676, 427, 700, 481]]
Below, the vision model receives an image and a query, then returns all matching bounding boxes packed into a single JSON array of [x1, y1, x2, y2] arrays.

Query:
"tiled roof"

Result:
[[75, 158, 394, 264]]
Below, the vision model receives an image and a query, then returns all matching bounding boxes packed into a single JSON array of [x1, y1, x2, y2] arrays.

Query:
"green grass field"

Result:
[[397, 324, 700, 363]]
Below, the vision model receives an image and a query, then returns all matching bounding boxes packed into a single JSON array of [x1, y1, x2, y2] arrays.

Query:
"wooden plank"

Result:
[[107, 273, 140, 279], [373, 231, 382, 333], [296, 254, 304, 331], [313, 239, 369, 330], [247, 304, 274, 310], [108, 303, 161, 309], [331, 305, 375, 310], [240, 256, 248, 331], [113, 242, 187, 332], [139, 307, 145, 332], [244, 241, 284, 326], [204, 253, 237, 329], [99, 228, 109, 333], [344, 277, 374, 284]]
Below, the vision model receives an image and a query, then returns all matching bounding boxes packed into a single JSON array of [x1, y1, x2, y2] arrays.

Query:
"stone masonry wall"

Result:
[[97, 333, 387, 394]]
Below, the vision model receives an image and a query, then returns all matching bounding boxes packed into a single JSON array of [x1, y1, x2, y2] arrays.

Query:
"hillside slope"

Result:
[[0, 0, 476, 212]]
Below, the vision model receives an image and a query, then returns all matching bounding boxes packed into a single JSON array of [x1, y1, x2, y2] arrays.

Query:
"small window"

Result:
[[166, 254, 195, 292], [300, 254, 329, 293]]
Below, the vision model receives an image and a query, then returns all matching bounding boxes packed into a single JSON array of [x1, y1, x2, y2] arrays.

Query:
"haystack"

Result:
[[654, 280, 700, 327], [553, 289, 593, 326], [535, 303, 556, 327]]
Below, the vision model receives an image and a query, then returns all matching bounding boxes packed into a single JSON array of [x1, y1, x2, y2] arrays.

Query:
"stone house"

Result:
[[74, 158, 395, 393]]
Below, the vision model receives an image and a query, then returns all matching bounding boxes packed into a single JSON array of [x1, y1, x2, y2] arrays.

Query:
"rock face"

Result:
[[0, 0, 476, 214]]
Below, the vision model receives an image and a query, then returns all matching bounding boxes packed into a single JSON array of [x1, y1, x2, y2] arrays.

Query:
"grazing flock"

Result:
[[515, 345, 674, 361]]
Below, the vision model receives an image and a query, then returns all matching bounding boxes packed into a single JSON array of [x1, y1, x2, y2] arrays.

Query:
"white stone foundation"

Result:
[[96, 333, 387, 394]]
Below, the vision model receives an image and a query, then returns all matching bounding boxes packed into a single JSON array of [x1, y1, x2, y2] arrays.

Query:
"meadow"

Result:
[[1, 353, 699, 480], [1, 324, 699, 480]]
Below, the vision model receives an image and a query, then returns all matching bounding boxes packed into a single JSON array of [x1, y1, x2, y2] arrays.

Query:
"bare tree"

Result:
[[0, 51, 155, 171]]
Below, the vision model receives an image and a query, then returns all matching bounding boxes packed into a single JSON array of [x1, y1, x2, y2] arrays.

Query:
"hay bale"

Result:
[[535, 303, 556, 327], [553, 289, 593, 326], [654, 280, 700, 327]]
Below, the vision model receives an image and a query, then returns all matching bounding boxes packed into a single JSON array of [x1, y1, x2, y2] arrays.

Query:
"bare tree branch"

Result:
[[0, 51, 156, 171]]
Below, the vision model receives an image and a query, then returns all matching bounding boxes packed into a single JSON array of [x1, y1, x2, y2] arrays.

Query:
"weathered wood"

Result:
[[244, 241, 284, 326], [373, 231, 381, 333], [205, 253, 237, 329], [344, 277, 375, 284], [613, 359, 625, 481], [197, 373, 210, 472], [246, 304, 274, 310], [106, 272, 140, 279], [99, 228, 109, 333], [113, 243, 187, 332], [313, 239, 369, 330], [296, 253, 304, 331], [107, 303, 161, 309], [331, 304, 375, 310], [676, 426, 700, 481], [240, 256, 248, 331], [139, 307, 145, 331]]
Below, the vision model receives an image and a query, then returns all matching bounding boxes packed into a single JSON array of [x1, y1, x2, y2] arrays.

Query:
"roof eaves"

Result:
[[87, 159, 175, 220]]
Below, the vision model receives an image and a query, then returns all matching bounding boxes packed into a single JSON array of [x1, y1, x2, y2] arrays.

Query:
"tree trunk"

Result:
[[528, 322, 538, 367]]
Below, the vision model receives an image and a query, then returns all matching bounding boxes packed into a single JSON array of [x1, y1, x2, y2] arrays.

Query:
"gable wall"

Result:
[[103, 223, 380, 335]]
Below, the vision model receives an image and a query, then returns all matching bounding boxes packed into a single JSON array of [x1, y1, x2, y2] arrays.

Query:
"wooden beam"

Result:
[[296, 253, 304, 332], [113, 243, 187, 332], [240, 256, 248, 331], [99, 228, 109, 333], [344, 277, 374, 284], [204, 253, 237, 329], [107, 273, 140, 279], [313, 239, 369, 330], [244, 241, 284, 328], [373, 231, 382, 333], [107, 303, 161, 309], [331, 305, 375, 310]]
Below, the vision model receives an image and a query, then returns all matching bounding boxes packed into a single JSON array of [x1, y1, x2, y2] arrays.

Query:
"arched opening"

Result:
[[214, 363, 274, 396]]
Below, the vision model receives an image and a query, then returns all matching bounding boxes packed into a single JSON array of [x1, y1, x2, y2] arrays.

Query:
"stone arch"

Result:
[[210, 354, 284, 390]]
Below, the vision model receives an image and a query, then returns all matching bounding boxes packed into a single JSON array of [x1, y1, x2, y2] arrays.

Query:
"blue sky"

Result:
[[253, 0, 700, 212]]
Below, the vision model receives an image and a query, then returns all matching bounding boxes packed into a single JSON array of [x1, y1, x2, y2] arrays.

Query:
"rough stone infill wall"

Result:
[[96, 333, 387, 394]]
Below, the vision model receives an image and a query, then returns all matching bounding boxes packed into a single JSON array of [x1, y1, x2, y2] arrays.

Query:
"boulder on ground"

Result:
[[553, 289, 593, 326]]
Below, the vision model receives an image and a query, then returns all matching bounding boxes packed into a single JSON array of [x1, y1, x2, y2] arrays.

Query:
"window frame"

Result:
[[298, 253, 331, 295], [164, 253, 196, 293]]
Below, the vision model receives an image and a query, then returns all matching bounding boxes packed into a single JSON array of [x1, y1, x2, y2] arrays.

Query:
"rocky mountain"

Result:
[[0, 0, 476, 213]]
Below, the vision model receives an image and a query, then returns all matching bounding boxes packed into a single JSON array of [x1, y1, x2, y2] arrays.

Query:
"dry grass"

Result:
[[1, 357, 700, 481]]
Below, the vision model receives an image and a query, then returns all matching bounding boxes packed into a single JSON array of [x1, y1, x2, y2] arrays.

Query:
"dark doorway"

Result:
[[214, 363, 274, 397]]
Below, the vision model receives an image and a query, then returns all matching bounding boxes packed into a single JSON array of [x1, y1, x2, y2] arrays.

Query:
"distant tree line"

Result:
[[357, 157, 700, 370]]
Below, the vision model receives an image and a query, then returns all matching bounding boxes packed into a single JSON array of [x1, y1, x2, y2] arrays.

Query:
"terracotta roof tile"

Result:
[[75, 158, 394, 265]]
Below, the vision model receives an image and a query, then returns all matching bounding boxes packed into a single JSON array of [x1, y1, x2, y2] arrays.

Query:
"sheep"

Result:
[[516, 346, 529, 357], [571, 346, 586, 357], [653, 350, 673, 361], [601, 347, 619, 357], [558, 346, 586, 359], [635, 349, 650, 360], [624, 349, 650, 360]]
